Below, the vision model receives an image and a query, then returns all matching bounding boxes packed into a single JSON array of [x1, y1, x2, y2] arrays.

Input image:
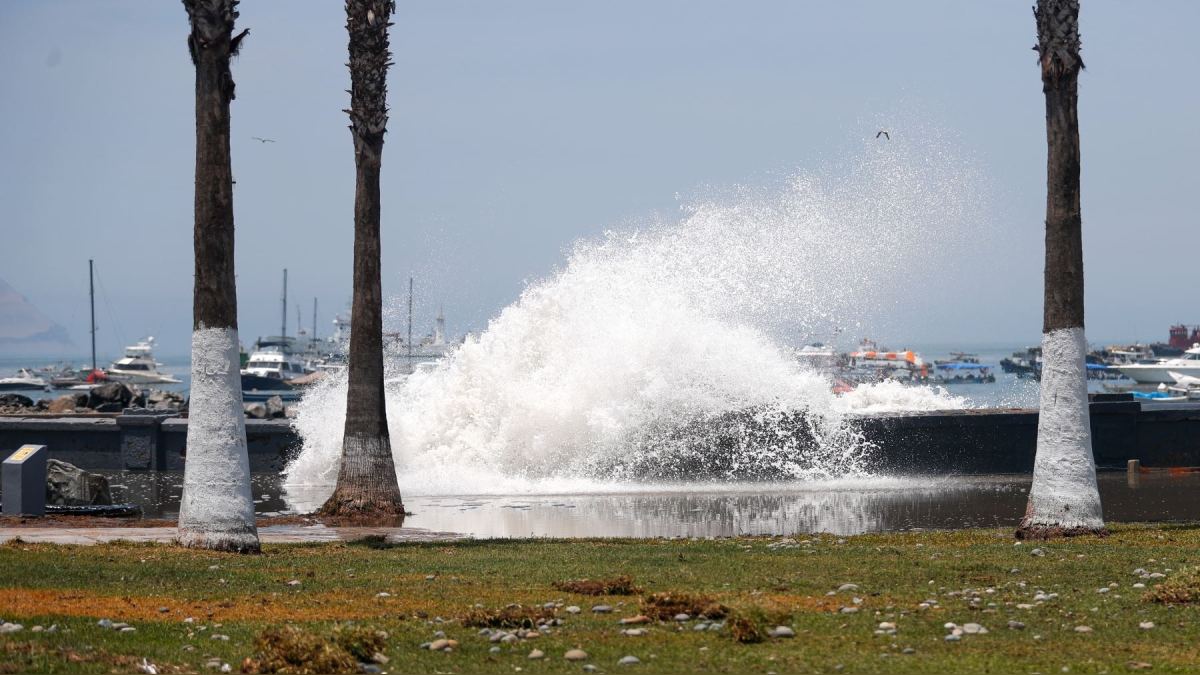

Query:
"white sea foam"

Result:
[[286, 128, 982, 498], [832, 380, 969, 415]]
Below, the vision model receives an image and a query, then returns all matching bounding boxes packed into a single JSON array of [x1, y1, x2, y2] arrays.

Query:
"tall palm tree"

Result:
[[319, 0, 405, 521], [178, 0, 260, 552], [1017, 0, 1105, 539]]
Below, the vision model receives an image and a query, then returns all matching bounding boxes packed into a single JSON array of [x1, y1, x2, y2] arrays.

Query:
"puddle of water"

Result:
[[96, 472, 1200, 538]]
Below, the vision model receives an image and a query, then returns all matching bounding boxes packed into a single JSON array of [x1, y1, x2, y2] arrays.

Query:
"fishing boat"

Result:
[[1131, 382, 1200, 403], [931, 361, 995, 384], [1000, 347, 1040, 378], [105, 338, 181, 384], [0, 368, 50, 392], [1115, 344, 1200, 385]]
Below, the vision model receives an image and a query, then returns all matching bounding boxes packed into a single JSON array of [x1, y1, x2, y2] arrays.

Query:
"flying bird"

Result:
[[252, 136, 276, 144], [876, 130, 890, 140]]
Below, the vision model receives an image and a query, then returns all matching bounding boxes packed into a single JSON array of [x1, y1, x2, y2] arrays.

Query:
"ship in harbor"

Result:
[[105, 337, 181, 384], [1150, 324, 1200, 358], [1115, 343, 1200, 385], [931, 353, 996, 384], [841, 339, 930, 383]]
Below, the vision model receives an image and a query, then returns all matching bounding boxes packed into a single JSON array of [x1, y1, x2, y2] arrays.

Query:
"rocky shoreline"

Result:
[[0, 383, 295, 419]]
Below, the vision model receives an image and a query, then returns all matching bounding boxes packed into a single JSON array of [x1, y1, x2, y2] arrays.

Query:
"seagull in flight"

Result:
[[875, 130, 890, 140], [252, 136, 276, 144]]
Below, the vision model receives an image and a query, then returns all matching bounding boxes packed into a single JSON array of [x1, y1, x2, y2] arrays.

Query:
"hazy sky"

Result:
[[1, 1, 1197, 359]]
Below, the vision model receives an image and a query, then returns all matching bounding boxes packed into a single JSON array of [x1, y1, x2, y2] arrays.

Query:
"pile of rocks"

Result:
[[243, 395, 291, 420], [0, 384, 188, 416]]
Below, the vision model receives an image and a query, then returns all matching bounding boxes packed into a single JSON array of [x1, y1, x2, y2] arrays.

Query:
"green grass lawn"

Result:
[[1, 524, 1199, 673]]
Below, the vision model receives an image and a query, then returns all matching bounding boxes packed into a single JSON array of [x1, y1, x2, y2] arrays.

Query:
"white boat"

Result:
[[106, 338, 181, 384], [795, 343, 839, 371], [241, 337, 312, 388], [0, 368, 50, 392], [1115, 344, 1200, 384], [1170, 371, 1200, 388]]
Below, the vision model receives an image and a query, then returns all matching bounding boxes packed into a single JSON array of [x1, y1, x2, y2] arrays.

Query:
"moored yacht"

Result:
[[0, 368, 50, 392], [1116, 344, 1200, 384], [106, 338, 181, 384], [241, 336, 312, 390]]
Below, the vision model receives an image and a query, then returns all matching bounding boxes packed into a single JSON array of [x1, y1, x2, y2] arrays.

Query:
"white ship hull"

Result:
[[1116, 364, 1200, 384], [106, 369, 182, 384]]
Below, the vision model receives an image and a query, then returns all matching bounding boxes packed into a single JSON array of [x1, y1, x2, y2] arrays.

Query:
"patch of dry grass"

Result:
[[460, 604, 557, 628], [1144, 567, 1200, 604], [241, 626, 358, 674], [552, 574, 641, 595], [640, 591, 728, 620]]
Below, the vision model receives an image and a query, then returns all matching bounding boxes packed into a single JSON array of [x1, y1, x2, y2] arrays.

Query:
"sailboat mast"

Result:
[[407, 276, 413, 362], [281, 268, 288, 339], [89, 259, 96, 372], [312, 297, 318, 342]]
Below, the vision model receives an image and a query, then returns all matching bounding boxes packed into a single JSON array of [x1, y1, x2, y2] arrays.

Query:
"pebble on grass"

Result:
[[564, 649, 589, 661]]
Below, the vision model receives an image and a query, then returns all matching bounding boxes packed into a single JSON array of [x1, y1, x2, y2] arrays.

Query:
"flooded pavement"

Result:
[[0, 524, 467, 546], [95, 471, 1200, 538]]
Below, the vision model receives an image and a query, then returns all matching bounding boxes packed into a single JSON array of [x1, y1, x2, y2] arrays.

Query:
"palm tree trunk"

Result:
[[1017, 0, 1105, 539], [178, 0, 260, 553], [319, 0, 405, 521]]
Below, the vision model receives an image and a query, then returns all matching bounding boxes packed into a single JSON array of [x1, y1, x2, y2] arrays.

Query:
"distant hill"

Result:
[[0, 277, 72, 350]]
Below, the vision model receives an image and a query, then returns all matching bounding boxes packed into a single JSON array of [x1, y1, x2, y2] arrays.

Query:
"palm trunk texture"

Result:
[[178, 0, 260, 552], [1018, 0, 1105, 539], [319, 0, 405, 521]]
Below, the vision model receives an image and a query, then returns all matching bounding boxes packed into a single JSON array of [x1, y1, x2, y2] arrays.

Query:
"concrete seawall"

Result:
[[851, 401, 1200, 473], [0, 412, 297, 473], [0, 401, 1197, 474]]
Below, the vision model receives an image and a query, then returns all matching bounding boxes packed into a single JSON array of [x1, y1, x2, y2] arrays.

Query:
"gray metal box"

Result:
[[2, 444, 47, 516]]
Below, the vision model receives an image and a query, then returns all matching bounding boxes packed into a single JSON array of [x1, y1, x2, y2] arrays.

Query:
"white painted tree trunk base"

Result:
[[1021, 326, 1105, 532], [178, 326, 260, 552]]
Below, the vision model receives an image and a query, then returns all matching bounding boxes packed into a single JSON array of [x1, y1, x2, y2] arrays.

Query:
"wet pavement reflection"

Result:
[[99, 471, 1200, 538]]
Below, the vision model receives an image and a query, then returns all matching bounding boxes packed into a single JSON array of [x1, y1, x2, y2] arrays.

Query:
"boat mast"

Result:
[[312, 297, 318, 342], [407, 276, 413, 363], [280, 268, 288, 339], [89, 258, 96, 372]]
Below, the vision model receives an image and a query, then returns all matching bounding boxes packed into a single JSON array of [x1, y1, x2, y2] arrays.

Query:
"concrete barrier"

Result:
[[0, 412, 297, 472], [0, 401, 1196, 475]]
